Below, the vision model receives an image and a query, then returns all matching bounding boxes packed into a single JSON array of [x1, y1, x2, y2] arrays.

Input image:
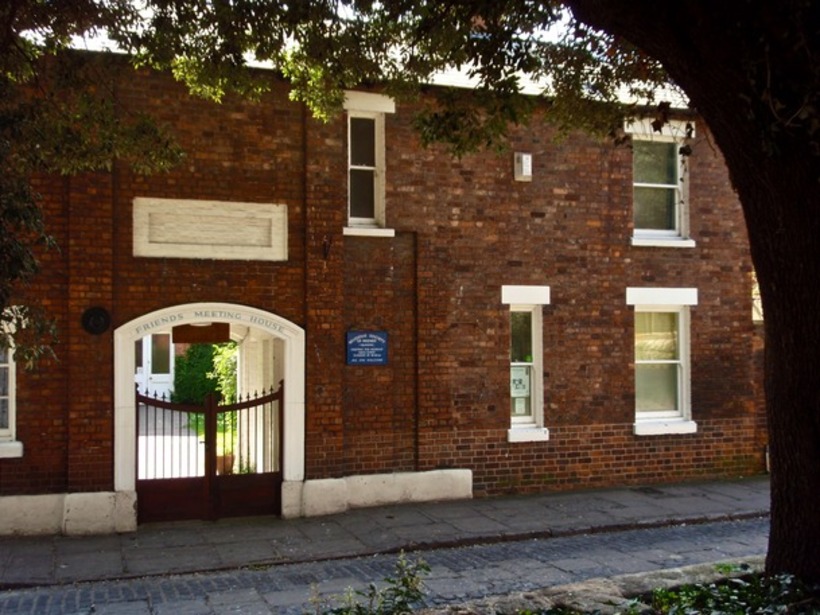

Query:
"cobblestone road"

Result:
[[0, 517, 768, 614]]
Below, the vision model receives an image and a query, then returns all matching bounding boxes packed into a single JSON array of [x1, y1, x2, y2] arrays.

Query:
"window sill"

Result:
[[631, 237, 696, 248], [634, 419, 697, 436], [0, 440, 23, 458], [508, 426, 550, 443], [343, 227, 396, 238]]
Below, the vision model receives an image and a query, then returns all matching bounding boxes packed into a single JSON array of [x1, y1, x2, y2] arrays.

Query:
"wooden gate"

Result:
[[136, 382, 284, 523]]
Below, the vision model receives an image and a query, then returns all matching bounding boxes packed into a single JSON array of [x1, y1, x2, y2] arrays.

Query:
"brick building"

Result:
[[0, 55, 766, 534]]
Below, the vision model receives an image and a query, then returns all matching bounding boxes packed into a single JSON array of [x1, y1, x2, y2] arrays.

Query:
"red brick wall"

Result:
[[302, 111, 347, 479], [2, 59, 308, 495], [1, 175, 71, 494], [337, 100, 765, 492], [342, 234, 418, 474], [1, 56, 766, 499], [416, 418, 759, 496]]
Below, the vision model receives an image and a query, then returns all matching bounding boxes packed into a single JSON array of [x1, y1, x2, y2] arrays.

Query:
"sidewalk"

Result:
[[0, 476, 769, 589]]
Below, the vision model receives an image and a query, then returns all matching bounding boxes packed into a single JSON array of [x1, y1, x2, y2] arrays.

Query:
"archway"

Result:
[[113, 303, 305, 524]]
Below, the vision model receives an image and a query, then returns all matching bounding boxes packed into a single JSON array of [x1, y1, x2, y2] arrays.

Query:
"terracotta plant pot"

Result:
[[216, 454, 234, 475]]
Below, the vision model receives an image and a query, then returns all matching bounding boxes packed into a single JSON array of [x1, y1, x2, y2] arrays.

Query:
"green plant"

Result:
[[173, 342, 238, 404], [522, 567, 819, 615], [210, 342, 238, 403], [645, 572, 817, 614], [715, 562, 752, 576], [309, 553, 429, 615], [174, 342, 239, 455], [236, 459, 256, 474], [172, 343, 218, 404]]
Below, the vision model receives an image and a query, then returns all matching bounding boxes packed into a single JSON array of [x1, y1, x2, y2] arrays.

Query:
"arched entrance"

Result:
[[113, 303, 305, 524]]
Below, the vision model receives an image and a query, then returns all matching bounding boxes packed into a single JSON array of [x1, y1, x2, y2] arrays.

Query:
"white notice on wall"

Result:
[[510, 366, 530, 397]]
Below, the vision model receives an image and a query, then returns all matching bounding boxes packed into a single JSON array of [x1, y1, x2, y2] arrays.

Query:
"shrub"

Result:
[[172, 342, 238, 404], [171, 343, 217, 404], [210, 342, 238, 403]]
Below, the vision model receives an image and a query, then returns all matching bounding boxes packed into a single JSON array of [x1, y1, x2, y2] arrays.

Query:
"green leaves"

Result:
[[172, 344, 220, 405], [0, 116, 58, 365], [414, 86, 535, 156], [1, 47, 184, 362], [0, 0, 678, 364], [313, 552, 430, 614], [0, 305, 57, 370], [646, 572, 818, 615]]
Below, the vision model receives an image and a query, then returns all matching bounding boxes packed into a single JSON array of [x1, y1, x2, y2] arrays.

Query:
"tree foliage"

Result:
[[0, 2, 679, 365], [1, 0, 676, 360], [2, 0, 819, 583], [109, 0, 673, 148], [1, 1, 183, 362]]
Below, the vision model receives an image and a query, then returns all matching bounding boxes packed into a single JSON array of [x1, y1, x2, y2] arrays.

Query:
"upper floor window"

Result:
[[0, 345, 22, 458], [343, 91, 395, 237], [348, 114, 380, 223], [627, 287, 698, 436], [626, 119, 695, 248], [502, 285, 550, 443]]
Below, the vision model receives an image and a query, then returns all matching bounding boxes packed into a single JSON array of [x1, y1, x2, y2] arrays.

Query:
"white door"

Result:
[[134, 333, 174, 399]]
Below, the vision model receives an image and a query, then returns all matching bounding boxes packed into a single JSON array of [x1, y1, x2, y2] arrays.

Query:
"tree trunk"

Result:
[[742, 158, 820, 583], [566, 0, 820, 582]]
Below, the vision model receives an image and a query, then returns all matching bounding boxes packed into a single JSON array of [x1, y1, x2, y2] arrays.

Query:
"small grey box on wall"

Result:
[[514, 152, 533, 181]]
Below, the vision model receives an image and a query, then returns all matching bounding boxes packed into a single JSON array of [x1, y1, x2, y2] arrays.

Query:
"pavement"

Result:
[[0, 475, 770, 591], [0, 476, 769, 589]]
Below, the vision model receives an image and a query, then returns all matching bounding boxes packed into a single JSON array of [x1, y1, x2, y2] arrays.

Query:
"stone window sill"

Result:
[[631, 237, 696, 248], [508, 426, 550, 443], [634, 420, 697, 436], [343, 227, 396, 238], [0, 440, 23, 458]]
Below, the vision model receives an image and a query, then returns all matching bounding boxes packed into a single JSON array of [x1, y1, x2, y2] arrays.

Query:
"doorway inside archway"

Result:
[[114, 304, 305, 525], [135, 323, 282, 522]]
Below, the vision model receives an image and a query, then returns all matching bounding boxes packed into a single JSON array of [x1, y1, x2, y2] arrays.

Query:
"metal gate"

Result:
[[136, 382, 284, 523]]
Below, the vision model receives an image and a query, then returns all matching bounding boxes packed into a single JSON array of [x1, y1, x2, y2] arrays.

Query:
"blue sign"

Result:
[[346, 331, 388, 365]]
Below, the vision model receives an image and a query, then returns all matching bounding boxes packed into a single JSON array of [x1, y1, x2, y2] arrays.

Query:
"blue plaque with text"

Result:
[[346, 331, 388, 365]]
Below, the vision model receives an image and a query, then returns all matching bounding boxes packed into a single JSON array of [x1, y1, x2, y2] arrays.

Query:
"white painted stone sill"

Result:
[[507, 427, 550, 443], [634, 420, 698, 436], [343, 227, 396, 238], [631, 237, 696, 248], [0, 440, 23, 458]]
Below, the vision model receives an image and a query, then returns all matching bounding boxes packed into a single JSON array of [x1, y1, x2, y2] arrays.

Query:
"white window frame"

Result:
[[343, 91, 395, 237], [626, 287, 698, 436], [626, 119, 695, 248], [502, 285, 550, 443], [0, 344, 22, 458]]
